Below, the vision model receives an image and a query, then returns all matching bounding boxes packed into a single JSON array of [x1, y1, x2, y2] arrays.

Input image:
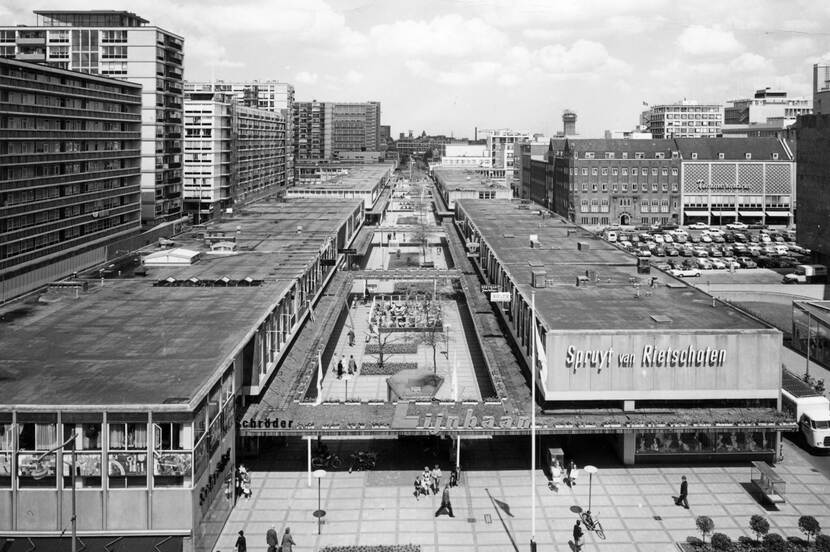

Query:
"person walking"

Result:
[[266, 525, 278, 552], [567, 459, 577, 486], [348, 355, 357, 375], [281, 527, 296, 552], [675, 475, 689, 509], [234, 530, 247, 552], [336, 356, 344, 379], [572, 519, 583, 551], [347, 328, 355, 346], [434, 485, 455, 517]]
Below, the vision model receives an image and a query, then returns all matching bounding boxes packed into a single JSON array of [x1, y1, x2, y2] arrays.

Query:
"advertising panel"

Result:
[[108, 452, 147, 476], [154, 452, 192, 477], [543, 331, 780, 400], [63, 452, 103, 476]]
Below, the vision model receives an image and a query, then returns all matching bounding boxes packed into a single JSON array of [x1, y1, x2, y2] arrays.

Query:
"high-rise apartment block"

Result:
[[0, 58, 142, 299], [0, 10, 184, 225], [483, 129, 531, 182], [812, 63, 830, 115], [645, 101, 723, 139], [184, 93, 287, 220], [185, 80, 295, 187], [332, 101, 381, 154], [293, 100, 332, 161]]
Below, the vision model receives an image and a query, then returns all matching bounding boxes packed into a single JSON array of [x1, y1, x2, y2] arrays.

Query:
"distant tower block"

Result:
[[562, 110, 577, 136]]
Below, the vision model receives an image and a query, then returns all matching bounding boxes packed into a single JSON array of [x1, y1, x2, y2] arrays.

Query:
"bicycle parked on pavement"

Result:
[[580, 510, 605, 540]]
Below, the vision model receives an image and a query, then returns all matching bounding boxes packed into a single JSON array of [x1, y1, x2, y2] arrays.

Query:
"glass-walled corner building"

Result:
[[792, 301, 830, 370]]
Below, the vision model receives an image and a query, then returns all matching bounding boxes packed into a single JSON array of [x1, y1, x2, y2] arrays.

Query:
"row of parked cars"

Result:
[[604, 225, 812, 277]]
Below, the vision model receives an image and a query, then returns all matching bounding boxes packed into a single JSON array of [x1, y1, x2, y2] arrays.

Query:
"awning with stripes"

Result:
[[739, 210, 766, 217], [683, 210, 710, 217]]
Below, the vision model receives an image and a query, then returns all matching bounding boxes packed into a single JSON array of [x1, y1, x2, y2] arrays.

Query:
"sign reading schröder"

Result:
[[565, 344, 726, 370]]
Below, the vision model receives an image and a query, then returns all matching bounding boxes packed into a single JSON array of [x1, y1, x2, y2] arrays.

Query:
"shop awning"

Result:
[[710, 211, 737, 217], [683, 210, 710, 217], [765, 211, 791, 217], [739, 210, 766, 217]]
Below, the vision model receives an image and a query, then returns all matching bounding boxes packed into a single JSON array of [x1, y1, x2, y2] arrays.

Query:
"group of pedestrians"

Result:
[[235, 466, 252, 501], [233, 526, 294, 552], [335, 354, 357, 379]]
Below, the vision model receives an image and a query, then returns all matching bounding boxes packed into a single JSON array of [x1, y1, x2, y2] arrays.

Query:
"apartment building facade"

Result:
[[0, 58, 142, 300], [184, 93, 286, 221], [186, 80, 295, 187], [646, 101, 723, 139], [0, 10, 184, 224], [293, 100, 332, 161]]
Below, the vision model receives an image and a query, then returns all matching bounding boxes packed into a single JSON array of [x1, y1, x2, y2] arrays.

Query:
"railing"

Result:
[[0, 76, 141, 103], [0, 149, 141, 166], [1, 204, 138, 243], [0, 167, 139, 191], [0, 186, 140, 217]]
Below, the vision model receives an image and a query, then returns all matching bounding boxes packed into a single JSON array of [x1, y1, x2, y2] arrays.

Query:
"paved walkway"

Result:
[[214, 440, 830, 551]]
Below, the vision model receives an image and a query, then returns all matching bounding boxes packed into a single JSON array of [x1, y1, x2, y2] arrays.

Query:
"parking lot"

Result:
[[603, 224, 815, 280]]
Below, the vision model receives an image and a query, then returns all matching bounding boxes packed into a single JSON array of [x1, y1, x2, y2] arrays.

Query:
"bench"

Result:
[[749, 461, 786, 505]]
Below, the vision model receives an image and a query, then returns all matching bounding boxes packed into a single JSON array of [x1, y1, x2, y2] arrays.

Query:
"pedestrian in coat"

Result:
[[266, 525, 278, 552], [348, 355, 357, 375], [434, 485, 455, 517], [281, 527, 295, 552], [336, 357, 344, 379], [573, 520, 583, 551], [347, 329, 355, 346], [567, 460, 576, 486], [675, 475, 689, 508], [235, 530, 247, 552]]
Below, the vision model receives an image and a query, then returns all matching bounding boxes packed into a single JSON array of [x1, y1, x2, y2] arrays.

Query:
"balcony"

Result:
[[16, 51, 46, 61], [16, 36, 46, 46]]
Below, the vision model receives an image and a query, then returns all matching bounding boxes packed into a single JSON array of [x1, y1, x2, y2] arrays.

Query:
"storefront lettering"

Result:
[[239, 418, 294, 429], [697, 182, 751, 191], [198, 448, 231, 508], [565, 345, 726, 370], [392, 405, 530, 433]]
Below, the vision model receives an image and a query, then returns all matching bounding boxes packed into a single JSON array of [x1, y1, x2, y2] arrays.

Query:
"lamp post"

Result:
[[33, 434, 77, 552], [312, 469, 326, 535], [584, 465, 598, 513]]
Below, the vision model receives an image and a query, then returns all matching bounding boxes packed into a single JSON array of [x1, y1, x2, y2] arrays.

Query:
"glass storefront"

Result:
[[635, 430, 775, 456], [792, 303, 830, 370]]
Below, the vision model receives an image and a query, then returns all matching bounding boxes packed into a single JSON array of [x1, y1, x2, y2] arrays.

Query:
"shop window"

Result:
[[62, 423, 102, 488], [153, 422, 193, 488], [108, 422, 148, 488], [635, 431, 774, 455], [0, 423, 12, 488], [17, 422, 58, 488]]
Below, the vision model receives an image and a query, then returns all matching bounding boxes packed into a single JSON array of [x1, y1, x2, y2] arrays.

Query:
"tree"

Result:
[[750, 515, 770, 542], [762, 533, 786, 552], [419, 298, 443, 374], [815, 534, 830, 552], [799, 515, 821, 543], [696, 516, 715, 543], [372, 322, 395, 371], [711, 533, 732, 551]]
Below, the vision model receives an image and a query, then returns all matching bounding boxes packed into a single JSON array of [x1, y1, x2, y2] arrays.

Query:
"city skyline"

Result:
[[4, 0, 830, 138]]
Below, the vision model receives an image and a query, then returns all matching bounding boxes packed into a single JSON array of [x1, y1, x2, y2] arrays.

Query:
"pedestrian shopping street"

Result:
[[215, 439, 830, 552]]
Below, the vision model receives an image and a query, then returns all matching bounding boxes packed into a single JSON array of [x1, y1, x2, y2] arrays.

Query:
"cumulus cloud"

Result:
[[676, 25, 743, 55], [729, 52, 768, 73], [295, 71, 319, 84], [533, 40, 629, 76], [369, 14, 508, 58], [404, 59, 503, 86], [345, 70, 364, 84]]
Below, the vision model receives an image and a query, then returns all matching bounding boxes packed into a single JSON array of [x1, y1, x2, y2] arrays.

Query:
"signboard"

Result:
[[339, 248, 357, 255], [63, 452, 102, 476], [321, 258, 336, 266], [154, 452, 192, 477], [481, 285, 499, 293], [490, 292, 511, 302]]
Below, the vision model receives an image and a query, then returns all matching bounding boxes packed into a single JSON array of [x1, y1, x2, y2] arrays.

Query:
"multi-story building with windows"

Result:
[[722, 88, 811, 138], [293, 100, 332, 161], [186, 80, 295, 187], [548, 139, 682, 226], [0, 58, 142, 301], [1, 10, 184, 225], [482, 129, 532, 183], [813, 63, 830, 115], [794, 114, 830, 265], [645, 101, 723, 139], [331, 101, 381, 154], [676, 137, 795, 227], [184, 93, 287, 221]]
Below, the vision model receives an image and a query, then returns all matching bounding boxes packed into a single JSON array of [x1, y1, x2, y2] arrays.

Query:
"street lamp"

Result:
[[33, 434, 77, 552], [584, 465, 598, 513], [312, 469, 326, 535]]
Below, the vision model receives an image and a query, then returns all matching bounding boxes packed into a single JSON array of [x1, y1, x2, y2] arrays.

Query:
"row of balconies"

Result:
[[0, 76, 141, 104], [0, 184, 140, 217], [0, 102, 141, 122], [0, 167, 139, 192], [0, 148, 141, 166], [1, 203, 138, 243]]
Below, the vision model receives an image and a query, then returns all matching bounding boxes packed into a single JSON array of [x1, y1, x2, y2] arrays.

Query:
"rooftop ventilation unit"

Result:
[[532, 270, 547, 288], [577, 241, 590, 251]]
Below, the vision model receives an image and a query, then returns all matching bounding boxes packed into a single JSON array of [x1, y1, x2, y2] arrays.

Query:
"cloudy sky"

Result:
[[5, 0, 830, 138]]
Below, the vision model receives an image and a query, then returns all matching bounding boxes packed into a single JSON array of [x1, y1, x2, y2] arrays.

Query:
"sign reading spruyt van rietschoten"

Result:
[[565, 344, 727, 370]]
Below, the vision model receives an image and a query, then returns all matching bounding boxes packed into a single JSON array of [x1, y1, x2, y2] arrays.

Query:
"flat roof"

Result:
[[0, 199, 362, 409], [289, 164, 392, 192], [433, 169, 512, 192], [458, 199, 773, 332]]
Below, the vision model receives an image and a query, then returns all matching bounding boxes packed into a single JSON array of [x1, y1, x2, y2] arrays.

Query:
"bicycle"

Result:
[[311, 452, 342, 470], [580, 511, 605, 540], [348, 450, 378, 473]]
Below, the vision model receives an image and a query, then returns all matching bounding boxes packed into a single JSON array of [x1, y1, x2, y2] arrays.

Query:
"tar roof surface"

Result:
[[0, 199, 362, 408], [289, 164, 392, 192], [433, 169, 512, 191], [458, 199, 772, 332]]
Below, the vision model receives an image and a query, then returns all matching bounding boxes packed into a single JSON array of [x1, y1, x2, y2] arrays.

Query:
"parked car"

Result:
[[669, 268, 702, 278], [696, 259, 713, 270], [688, 222, 709, 229], [712, 235, 726, 243], [724, 258, 741, 270], [637, 249, 652, 257], [653, 234, 665, 244], [711, 259, 726, 270], [726, 222, 749, 230], [710, 248, 723, 257], [707, 229, 725, 237], [655, 262, 672, 271], [663, 233, 674, 243], [654, 246, 666, 256], [666, 247, 679, 256], [679, 248, 694, 257], [694, 249, 709, 257], [701, 234, 712, 243]]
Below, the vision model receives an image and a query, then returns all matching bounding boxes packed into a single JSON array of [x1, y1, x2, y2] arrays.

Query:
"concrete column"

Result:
[[620, 433, 636, 465]]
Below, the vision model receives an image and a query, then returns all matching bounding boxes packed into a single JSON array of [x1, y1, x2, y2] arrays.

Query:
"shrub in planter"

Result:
[[750, 515, 770, 543], [798, 515, 821, 543], [685, 536, 704, 548], [762, 533, 786, 552], [711, 533, 733, 551], [815, 534, 830, 552], [696, 516, 715, 543], [359, 362, 419, 376]]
